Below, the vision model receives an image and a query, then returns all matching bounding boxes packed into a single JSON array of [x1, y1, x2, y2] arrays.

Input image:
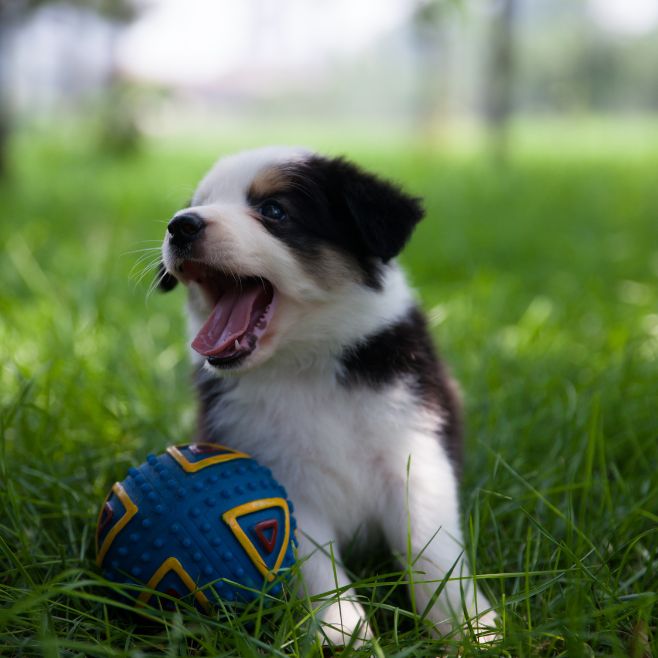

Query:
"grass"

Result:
[[1, 119, 657, 656]]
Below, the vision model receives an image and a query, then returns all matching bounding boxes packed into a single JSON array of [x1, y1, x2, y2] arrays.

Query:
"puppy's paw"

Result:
[[319, 598, 372, 648], [468, 608, 500, 645]]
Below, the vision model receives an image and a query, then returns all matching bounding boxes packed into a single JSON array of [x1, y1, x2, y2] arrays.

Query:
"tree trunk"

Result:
[[0, 0, 22, 180], [484, 0, 516, 163], [411, 0, 454, 145], [0, 12, 11, 179]]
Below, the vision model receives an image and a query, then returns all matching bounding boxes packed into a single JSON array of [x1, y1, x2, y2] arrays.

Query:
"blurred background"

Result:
[[2, 0, 658, 163]]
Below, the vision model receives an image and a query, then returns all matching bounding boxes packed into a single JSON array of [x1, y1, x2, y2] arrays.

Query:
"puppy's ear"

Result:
[[156, 261, 178, 292], [326, 157, 424, 261]]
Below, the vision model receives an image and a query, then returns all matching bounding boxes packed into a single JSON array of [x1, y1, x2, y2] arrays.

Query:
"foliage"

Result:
[[1, 121, 657, 656]]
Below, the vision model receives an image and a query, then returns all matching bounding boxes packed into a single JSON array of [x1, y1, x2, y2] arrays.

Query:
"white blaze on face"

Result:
[[193, 146, 312, 206]]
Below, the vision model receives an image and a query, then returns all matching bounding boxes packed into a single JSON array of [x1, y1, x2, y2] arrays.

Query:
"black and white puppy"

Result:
[[158, 146, 495, 644]]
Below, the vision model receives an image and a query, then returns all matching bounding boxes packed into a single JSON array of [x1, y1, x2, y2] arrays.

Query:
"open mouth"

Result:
[[179, 261, 276, 366]]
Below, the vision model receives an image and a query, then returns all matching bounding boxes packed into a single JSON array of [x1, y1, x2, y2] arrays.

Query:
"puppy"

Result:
[[158, 146, 495, 645]]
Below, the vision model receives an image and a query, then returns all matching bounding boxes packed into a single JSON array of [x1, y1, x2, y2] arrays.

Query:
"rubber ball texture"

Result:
[[96, 443, 297, 611]]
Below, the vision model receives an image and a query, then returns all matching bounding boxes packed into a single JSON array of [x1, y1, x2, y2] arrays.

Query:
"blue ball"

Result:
[[96, 443, 297, 611]]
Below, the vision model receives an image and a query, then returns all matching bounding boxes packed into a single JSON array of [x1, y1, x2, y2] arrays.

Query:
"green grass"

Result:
[[1, 120, 657, 656]]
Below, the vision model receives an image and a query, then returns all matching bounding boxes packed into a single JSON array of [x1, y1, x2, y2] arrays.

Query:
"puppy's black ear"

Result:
[[326, 157, 424, 261], [156, 261, 178, 292]]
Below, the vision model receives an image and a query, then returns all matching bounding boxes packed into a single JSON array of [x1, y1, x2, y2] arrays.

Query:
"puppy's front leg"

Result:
[[294, 507, 371, 647], [382, 446, 497, 641]]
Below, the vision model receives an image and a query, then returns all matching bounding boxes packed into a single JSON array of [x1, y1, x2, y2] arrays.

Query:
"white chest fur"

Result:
[[201, 362, 456, 547]]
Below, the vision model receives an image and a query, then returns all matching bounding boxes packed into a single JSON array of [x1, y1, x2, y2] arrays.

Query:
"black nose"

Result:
[[167, 213, 205, 246]]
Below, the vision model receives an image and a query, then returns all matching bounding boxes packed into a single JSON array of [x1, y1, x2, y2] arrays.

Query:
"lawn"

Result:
[[1, 120, 657, 656]]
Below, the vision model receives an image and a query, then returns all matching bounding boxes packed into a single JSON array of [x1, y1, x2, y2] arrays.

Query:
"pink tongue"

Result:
[[191, 285, 263, 357]]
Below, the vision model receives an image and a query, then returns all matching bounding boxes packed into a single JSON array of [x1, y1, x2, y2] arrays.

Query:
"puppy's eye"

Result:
[[259, 200, 287, 221]]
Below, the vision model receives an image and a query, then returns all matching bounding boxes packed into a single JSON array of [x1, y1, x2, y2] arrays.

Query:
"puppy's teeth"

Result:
[[234, 339, 240, 351]]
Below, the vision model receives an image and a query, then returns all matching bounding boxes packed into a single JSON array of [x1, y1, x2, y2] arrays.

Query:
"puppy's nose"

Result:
[[167, 213, 205, 246]]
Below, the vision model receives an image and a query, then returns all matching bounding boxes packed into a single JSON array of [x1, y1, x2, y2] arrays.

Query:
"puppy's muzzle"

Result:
[[167, 212, 206, 248]]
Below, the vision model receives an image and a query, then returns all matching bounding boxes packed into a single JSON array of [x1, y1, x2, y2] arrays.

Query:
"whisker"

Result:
[[122, 246, 163, 257], [129, 253, 162, 271], [130, 251, 161, 269], [134, 260, 162, 284], [145, 268, 167, 300], [130, 256, 162, 285], [133, 266, 161, 288]]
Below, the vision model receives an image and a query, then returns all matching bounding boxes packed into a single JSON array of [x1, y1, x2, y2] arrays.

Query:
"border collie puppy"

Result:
[[158, 146, 496, 645]]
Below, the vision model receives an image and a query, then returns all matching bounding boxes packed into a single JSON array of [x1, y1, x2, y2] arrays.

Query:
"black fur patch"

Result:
[[338, 307, 463, 472], [193, 366, 234, 441], [248, 156, 424, 289]]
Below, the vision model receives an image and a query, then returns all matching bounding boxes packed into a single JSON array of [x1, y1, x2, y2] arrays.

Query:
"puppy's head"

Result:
[[160, 146, 423, 372]]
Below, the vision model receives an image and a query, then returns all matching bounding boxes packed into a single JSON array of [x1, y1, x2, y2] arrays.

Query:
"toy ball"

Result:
[[96, 443, 297, 611]]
